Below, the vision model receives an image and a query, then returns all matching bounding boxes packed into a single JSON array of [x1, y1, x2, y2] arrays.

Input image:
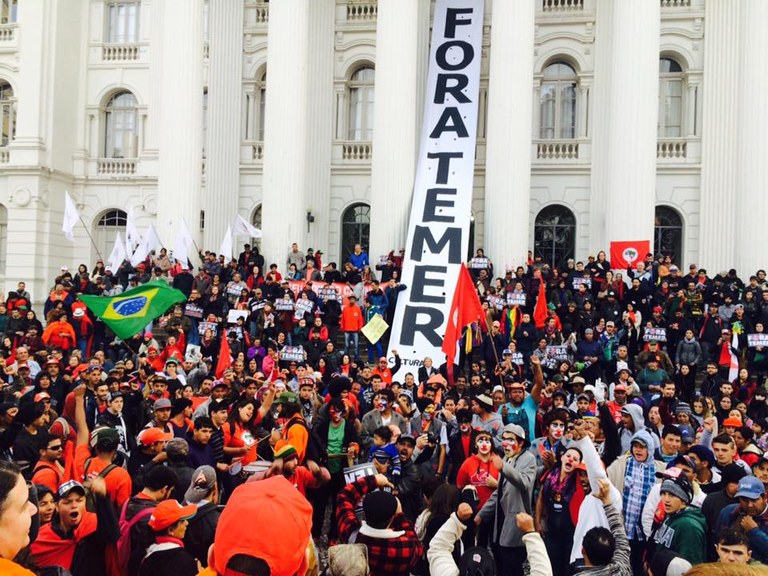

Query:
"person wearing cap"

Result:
[[31, 476, 119, 576], [641, 455, 704, 538], [716, 475, 768, 563], [182, 465, 220, 567], [606, 429, 665, 573], [370, 350, 401, 386], [203, 475, 316, 576], [266, 442, 329, 498], [73, 383, 133, 510], [271, 391, 311, 464], [127, 426, 174, 488], [651, 474, 706, 565], [636, 355, 669, 404], [340, 290, 364, 359], [337, 472, 422, 575], [475, 423, 536, 576], [138, 499, 198, 576]]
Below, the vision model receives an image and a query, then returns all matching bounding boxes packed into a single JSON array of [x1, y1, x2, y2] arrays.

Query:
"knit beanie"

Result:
[[362, 490, 397, 529]]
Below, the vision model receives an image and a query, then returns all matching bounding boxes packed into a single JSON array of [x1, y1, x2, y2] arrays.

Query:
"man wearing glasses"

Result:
[[30, 434, 64, 493]]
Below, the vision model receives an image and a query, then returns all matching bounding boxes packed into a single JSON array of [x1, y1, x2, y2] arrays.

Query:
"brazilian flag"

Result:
[[78, 281, 187, 340]]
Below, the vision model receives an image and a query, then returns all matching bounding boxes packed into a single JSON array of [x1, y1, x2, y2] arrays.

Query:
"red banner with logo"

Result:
[[610, 240, 651, 269]]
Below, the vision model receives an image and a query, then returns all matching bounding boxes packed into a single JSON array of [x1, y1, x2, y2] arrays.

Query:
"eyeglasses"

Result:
[[48, 444, 63, 451]]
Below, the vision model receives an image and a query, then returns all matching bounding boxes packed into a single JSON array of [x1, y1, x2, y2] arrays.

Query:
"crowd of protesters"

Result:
[[0, 243, 766, 576]]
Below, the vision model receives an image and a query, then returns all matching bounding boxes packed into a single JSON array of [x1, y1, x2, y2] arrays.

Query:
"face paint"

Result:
[[502, 437, 518, 456], [476, 438, 492, 454], [460, 423, 471, 433], [377, 399, 388, 411], [550, 422, 565, 440]]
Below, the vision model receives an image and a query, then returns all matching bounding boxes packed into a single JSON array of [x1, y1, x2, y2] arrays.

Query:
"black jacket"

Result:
[[139, 545, 198, 576], [184, 501, 220, 566]]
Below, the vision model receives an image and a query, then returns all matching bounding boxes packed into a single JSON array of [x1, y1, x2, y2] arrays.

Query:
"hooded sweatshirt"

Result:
[[618, 404, 659, 453], [652, 505, 707, 565]]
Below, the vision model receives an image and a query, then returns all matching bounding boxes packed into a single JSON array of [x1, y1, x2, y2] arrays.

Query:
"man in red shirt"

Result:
[[370, 351, 402, 386]]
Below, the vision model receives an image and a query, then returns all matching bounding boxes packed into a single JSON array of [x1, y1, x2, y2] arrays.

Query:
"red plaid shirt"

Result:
[[337, 476, 423, 576]]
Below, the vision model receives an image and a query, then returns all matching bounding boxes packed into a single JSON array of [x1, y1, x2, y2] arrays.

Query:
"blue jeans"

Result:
[[345, 332, 359, 358]]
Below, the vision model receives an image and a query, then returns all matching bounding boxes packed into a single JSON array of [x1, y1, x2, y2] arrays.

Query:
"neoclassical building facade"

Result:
[[0, 0, 763, 301]]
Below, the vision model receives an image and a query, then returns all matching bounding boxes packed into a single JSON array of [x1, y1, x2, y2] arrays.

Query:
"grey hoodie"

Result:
[[618, 404, 659, 453]]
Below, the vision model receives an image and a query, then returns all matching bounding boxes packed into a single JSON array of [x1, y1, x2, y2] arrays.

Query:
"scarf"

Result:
[[622, 456, 656, 540], [31, 511, 99, 569]]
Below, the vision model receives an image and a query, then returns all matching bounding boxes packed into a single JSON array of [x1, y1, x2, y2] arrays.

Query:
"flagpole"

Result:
[[78, 216, 106, 263]]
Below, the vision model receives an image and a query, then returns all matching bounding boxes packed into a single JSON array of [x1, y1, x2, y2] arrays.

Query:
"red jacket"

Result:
[[340, 304, 364, 332]]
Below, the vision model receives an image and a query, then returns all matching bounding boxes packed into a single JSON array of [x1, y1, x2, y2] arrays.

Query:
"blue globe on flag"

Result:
[[112, 296, 148, 317]]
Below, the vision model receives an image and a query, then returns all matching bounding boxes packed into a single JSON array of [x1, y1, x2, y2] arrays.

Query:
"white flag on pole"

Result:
[[62, 191, 79, 242], [107, 231, 128, 274], [233, 214, 262, 238], [219, 225, 233, 260], [130, 224, 162, 266], [125, 206, 141, 249], [174, 218, 195, 269]]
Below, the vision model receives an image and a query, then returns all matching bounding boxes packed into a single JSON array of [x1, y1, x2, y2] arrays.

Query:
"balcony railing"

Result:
[[657, 139, 687, 159], [536, 140, 579, 160], [347, 1, 377, 21], [342, 142, 372, 160], [0, 147, 8, 164], [97, 158, 137, 176], [252, 143, 264, 160], [102, 43, 140, 62], [0, 24, 16, 42], [542, 0, 583, 12], [255, 2, 269, 24], [661, 0, 690, 7]]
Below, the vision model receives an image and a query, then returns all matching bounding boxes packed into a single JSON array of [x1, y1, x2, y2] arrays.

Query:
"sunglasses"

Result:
[[48, 444, 63, 451]]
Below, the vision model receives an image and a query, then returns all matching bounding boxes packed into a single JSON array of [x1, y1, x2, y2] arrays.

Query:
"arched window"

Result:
[[258, 71, 267, 141], [107, 1, 140, 43], [94, 209, 127, 265], [0, 81, 15, 147], [104, 91, 138, 158], [341, 203, 370, 262], [251, 204, 262, 249], [540, 62, 577, 140], [658, 58, 683, 138], [1, 0, 17, 24], [654, 206, 683, 266], [534, 205, 576, 269], [348, 66, 375, 141], [0, 203, 7, 274]]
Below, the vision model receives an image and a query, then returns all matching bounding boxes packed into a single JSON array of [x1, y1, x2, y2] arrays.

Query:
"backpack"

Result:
[[327, 543, 368, 576], [285, 418, 325, 465], [116, 501, 155, 576], [82, 457, 118, 511]]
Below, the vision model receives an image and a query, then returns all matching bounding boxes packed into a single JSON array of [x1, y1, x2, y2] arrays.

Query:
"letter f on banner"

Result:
[[442, 264, 483, 381]]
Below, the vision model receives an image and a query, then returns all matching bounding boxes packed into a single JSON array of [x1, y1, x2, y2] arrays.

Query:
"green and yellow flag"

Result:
[[78, 281, 187, 340]]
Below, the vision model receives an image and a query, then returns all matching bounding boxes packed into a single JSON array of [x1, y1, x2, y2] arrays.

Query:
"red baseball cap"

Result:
[[137, 427, 172, 446], [148, 499, 197, 532]]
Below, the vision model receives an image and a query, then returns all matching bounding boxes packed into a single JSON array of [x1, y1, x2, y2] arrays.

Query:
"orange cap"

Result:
[[148, 499, 196, 532]]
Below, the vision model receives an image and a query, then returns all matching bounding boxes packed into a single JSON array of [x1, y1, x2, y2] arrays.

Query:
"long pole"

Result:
[[78, 216, 106, 264]]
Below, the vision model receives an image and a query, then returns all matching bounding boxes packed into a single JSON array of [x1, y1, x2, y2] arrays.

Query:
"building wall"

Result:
[[0, 0, 740, 302]]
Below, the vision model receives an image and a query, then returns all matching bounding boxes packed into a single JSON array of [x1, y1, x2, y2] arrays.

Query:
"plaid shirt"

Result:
[[337, 476, 423, 576]]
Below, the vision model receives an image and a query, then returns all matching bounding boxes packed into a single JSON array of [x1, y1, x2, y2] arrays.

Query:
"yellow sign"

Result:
[[361, 314, 389, 344]]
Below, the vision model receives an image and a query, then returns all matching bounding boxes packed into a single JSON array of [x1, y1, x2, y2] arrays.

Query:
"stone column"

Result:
[[203, 0, 244, 249], [735, 0, 766, 274], [590, 0, 659, 252], [261, 1, 311, 268], [698, 0, 740, 271], [368, 0, 430, 262], [156, 0, 204, 247], [304, 1, 335, 256], [484, 0, 535, 269]]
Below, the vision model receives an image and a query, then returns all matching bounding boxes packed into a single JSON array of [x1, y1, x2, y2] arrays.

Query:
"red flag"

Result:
[[215, 334, 232, 379], [442, 265, 484, 371], [610, 240, 651, 269], [533, 278, 548, 329]]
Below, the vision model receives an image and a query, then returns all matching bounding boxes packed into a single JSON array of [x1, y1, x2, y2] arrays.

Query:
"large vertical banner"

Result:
[[388, 0, 484, 378]]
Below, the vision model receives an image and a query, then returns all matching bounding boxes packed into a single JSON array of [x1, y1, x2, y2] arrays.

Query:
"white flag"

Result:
[[62, 191, 79, 242], [232, 214, 262, 238], [219, 225, 233, 260], [130, 224, 162, 266], [125, 206, 141, 249], [174, 218, 195, 270], [107, 231, 128, 274]]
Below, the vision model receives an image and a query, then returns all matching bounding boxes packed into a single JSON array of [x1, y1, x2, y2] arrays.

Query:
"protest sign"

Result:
[[227, 310, 248, 324], [643, 327, 667, 342], [748, 333, 768, 347], [279, 346, 305, 362], [361, 314, 389, 344], [507, 293, 526, 307]]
